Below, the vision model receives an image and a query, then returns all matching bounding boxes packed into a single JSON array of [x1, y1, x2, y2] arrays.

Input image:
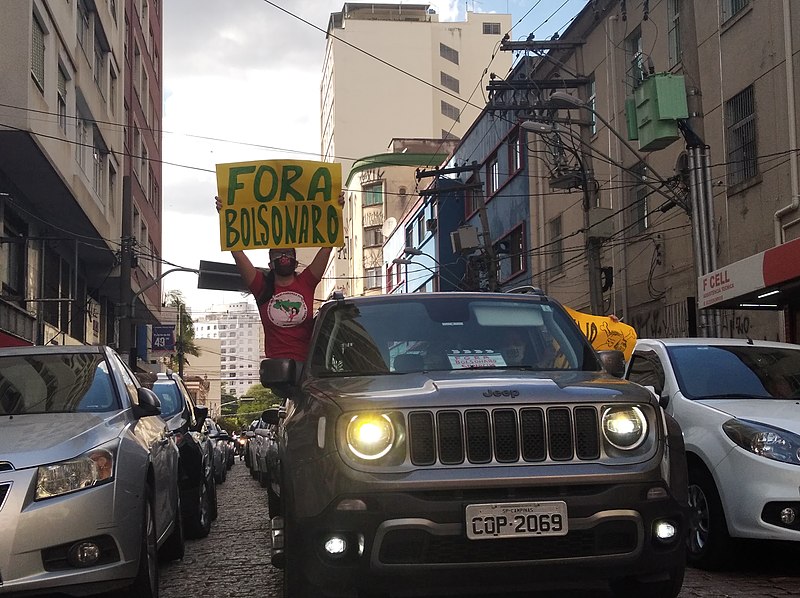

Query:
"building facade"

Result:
[[0, 0, 163, 353], [193, 301, 264, 398], [321, 3, 512, 178]]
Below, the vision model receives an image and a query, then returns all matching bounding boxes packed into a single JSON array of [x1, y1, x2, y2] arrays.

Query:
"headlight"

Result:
[[602, 405, 647, 450], [723, 419, 800, 465], [346, 413, 395, 460], [36, 445, 116, 500]]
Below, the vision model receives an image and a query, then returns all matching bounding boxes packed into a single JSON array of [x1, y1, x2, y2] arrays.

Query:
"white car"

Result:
[[626, 338, 800, 569]]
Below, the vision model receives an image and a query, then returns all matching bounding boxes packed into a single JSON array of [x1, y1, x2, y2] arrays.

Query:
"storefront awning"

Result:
[[698, 236, 800, 309]]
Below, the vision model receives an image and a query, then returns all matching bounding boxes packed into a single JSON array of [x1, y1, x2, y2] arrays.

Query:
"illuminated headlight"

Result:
[[723, 419, 800, 465], [36, 445, 116, 500], [346, 413, 395, 460], [602, 405, 647, 450]]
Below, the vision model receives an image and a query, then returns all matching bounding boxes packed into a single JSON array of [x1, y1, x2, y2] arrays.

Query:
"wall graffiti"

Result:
[[630, 301, 759, 340]]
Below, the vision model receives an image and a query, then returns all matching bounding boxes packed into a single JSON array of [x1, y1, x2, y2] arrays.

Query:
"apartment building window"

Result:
[[439, 43, 459, 65], [363, 182, 383, 206], [133, 44, 142, 100], [405, 225, 413, 250], [668, 0, 682, 67], [76, 118, 89, 170], [441, 100, 460, 122], [109, 67, 117, 115], [507, 129, 521, 173], [1, 212, 27, 299], [416, 214, 425, 244], [483, 22, 501, 35], [141, 70, 149, 116], [588, 77, 597, 135], [497, 225, 525, 281], [441, 129, 458, 140], [365, 267, 382, 290], [440, 72, 459, 93], [547, 216, 564, 275], [486, 154, 500, 196], [386, 264, 394, 293], [628, 162, 650, 235], [31, 15, 45, 89], [364, 226, 382, 247], [109, 164, 117, 214], [77, 1, 90, 54], [141, 146, 148, 185], [57, 67, 67, 132], [726, 85, 757, 186], [626, 28, 643, 90], [93, 139, 107, 197], [109, 0, 117, 23], [93, 39, 106, 97], [722, 0, 749, 21]]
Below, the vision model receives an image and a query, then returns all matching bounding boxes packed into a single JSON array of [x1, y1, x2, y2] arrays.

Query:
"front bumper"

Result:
[[714, 446, 800, 541], [287, 480, 687, 597], [0, 468, 141, 596]]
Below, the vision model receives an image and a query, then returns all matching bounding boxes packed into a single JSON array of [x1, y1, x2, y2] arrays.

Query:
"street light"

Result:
[[391, 258, 463, 290]]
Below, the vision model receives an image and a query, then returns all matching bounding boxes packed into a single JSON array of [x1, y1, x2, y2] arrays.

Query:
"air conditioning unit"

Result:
[[450, 225, 481, 254], [426, 218, 437, 232]]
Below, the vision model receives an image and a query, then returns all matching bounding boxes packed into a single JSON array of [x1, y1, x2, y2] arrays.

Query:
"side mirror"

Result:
[[262, 407, 280, 425], [597, 350, 626, 378], [133, 387, 162, 418], [260, 359, 296, 397]]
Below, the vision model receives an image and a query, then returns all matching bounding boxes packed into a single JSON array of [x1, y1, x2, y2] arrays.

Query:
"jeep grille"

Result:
[[408, 406, 601, 465]]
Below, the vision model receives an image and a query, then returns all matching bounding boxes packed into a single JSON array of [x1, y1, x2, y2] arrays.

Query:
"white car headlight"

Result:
[[723, 419, 800, 465], [36, 445, 116, 500], [602, 405, 647, 450], [346, 413, 395, 460]]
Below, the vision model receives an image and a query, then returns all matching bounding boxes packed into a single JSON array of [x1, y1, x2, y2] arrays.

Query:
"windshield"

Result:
[[668, 344, 800, 399], [152, 380, 185, 418], [309, 296, 598, 376], [0, 352, 119, 414]]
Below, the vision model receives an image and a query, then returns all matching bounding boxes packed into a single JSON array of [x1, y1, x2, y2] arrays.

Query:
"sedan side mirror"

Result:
[[134, 387, 162, 418]]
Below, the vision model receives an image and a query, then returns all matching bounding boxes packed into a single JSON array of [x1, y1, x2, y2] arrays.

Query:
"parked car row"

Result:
[[0, 346, 234, 598], [243, 412, 281, 518]]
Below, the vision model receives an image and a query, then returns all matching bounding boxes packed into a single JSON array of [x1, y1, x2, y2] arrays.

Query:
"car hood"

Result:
[[307, 370, 650, 411], [0, 412, 129, 470], [696, 399, 800, 431]]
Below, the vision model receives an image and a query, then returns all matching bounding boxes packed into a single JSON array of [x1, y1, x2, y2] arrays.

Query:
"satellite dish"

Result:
[[381, 217, 397, 237]]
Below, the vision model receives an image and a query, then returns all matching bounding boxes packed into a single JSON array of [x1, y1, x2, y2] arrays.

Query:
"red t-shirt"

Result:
[[250, 268, 319, 361]]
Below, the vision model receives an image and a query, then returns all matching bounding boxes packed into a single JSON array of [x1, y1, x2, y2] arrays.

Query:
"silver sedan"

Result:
[[0, 345, 183, 597]]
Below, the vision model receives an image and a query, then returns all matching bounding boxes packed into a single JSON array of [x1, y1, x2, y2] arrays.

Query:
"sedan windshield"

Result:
[[309, 296, 597, 376], [668, 344, 800, 399], [0, 353, 119, 414]]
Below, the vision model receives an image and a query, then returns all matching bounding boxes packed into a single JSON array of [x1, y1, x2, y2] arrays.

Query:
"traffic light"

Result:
[[600, 267, 614, 292]]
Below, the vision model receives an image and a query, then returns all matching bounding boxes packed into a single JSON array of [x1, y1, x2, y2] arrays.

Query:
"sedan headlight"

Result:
[[36, 445, 116, 500], [723, 419, 800, 465], [346, 413, 395, 460], [602, 405, 647, 450]]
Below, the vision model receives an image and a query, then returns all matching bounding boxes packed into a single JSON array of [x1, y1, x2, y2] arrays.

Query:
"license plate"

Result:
[[466, 501, 568, 540]]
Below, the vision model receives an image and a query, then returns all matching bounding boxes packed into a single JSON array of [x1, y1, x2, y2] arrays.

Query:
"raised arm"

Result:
[[216, 196, 257, 288], [307, 191, 345, 282]]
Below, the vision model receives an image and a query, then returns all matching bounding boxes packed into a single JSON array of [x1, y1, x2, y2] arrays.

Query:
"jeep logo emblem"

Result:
[[483, 389, 520, 398]]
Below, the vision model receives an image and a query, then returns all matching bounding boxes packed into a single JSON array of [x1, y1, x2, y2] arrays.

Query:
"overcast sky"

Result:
[[160, 0, 587, 315]]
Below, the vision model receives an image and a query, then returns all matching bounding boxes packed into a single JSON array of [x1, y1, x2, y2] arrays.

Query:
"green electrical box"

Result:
[[633, 73, 689, 151]]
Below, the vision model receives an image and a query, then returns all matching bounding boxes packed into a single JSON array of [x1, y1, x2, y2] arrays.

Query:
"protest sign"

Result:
[[216, 159, 343, 251], [564, 306, 637, 361]]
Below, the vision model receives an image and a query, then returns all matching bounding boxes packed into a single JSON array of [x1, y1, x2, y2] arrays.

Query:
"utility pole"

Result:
[[417, 164, 498, 291], [119, 175, 136, 367], [177, 302, 185, 378]]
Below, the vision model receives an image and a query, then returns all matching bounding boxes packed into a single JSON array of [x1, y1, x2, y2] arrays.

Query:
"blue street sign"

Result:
[[151, 325, 175, 352]]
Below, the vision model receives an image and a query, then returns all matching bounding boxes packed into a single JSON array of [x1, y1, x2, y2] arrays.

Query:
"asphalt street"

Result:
[[160, 462, 800, 598]]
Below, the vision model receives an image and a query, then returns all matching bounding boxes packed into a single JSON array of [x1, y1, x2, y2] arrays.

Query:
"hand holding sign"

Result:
[[216, 159, 343, 252]]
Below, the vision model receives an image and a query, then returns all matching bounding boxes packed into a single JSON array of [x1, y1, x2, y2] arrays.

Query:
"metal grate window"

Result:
[[723, 0, 749, 21], [57, 67, 67, 132], [726, 86, 757, 186], [441, 101, 460, 122], [440, 72, 459, 93], [31, 15, 45, 87], [483, 22, 501, 35], [668, 0, 682, 67], [439, 43, 459, 65]]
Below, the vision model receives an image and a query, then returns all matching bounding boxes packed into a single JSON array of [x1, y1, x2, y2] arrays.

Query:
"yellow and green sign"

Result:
[[216, 159, 343, 251]]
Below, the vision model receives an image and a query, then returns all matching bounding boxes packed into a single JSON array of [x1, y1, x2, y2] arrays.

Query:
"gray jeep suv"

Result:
[[261, 292, 688, 598]]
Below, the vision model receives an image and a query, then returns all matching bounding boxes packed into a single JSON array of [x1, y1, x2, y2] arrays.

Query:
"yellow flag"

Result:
[[564, 307, 637, 361], [215, 159, 343, 251]]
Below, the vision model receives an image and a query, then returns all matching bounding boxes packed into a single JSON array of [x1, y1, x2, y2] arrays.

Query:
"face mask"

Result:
[[272, 256, 297, 277]]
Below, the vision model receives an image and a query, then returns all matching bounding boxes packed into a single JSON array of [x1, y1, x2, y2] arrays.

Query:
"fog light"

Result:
[[780, 507, 797, 525], [324, 535, 348, 556], [67, 541, 101, 567], [654, 520, 676, 541], [358, 533, 365, 556]]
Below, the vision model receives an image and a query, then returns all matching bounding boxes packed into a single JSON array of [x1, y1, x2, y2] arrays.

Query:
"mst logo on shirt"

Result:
[[267, 291, 308, 328]]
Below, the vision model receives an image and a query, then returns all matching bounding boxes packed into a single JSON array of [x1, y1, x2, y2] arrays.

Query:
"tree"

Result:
[[235, 384, 280, 428], [163, 290, 200, 373]]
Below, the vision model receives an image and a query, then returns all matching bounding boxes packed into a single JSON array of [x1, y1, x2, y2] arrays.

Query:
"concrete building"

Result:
[[183, 337, 221, 417], [0, 0, 163, 350], [321, 3, 512, 178], [320, 138, 455, 299], [194, 301, 264, 398]]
